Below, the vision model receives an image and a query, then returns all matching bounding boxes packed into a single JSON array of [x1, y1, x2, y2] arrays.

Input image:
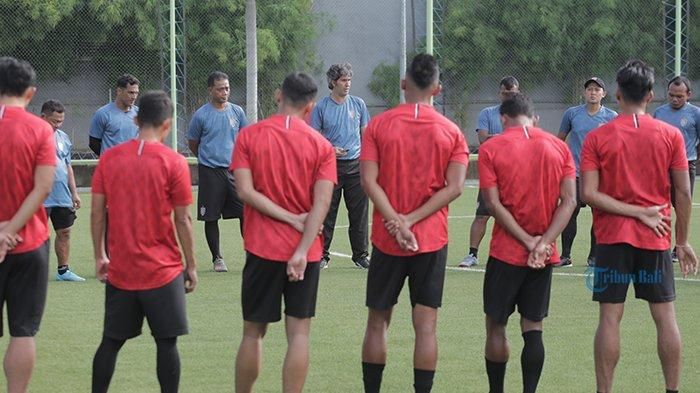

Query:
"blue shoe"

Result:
[[56, 269, 86, 282]]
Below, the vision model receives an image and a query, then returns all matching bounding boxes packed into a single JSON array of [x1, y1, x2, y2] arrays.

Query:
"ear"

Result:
[[645, 90, 654, 104], [432, 83, 442, 97], [615, 89, 622, 104], [400, 79, 407, 91], [302, 101, 315, 117], [159, 118, 173, 141], [22, 86, 36, 105], [274, 89, 282, 105], [601, 90, 607, 99]]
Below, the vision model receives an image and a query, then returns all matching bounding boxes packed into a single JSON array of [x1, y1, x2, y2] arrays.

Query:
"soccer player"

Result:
[[0, 57, 56, 393], [557, 77, 617, 267], [40, 100, 85, 282], [458, 76, 519, 268], [89, 74, 140, 156], [581, 59, 698, 393], [360, 54, 468, 393], [311, 63, 370, 269], [479, 93, 576, 393], [187, 71, 248, 272], [232, 73, 335, 393], [91, 91, 197, 393]]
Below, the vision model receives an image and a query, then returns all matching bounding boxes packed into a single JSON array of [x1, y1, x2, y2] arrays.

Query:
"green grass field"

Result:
[[23, 185, 700, 392]]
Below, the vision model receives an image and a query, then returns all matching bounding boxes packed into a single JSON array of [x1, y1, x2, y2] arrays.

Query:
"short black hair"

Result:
[[41, 100, 65, 115], [500, 76, 519, 90], [0, 57, 36, 97], [136, 91, 172, 127], [207, 71, 229, 87], [499, 93, 534, 118], [616, 59, 654, 104], [668, 75, 691, 92], [281, 73, 318, 108], [408, 54, 439, 90], [326, 63, 352, 89], [116, 74, 139, 88]]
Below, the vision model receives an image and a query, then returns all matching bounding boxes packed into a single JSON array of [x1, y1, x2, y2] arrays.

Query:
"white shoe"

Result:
[[458, 253, 478, 268]]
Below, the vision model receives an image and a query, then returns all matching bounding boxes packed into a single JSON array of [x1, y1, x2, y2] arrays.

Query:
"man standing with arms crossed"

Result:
[[458, 76, 519, 268], [360, 54, 468, 393], [557, 77, 617, 267], [479, 93, 576, 393], [232, 73, 335, 393], [0, 57, 56, 393], [89, 74, 140, 156], [311, 63, 370, 269], [41, 100, 85, 282], [188, 71, 248, 272], [581, 59, 698, 393], [91, 91, 197, 393]]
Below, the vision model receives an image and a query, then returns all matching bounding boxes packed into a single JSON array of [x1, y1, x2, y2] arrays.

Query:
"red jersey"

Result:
[[231, 114, 336, 262], [479, 126, 576, 266], [0, 106, 55, 254], [92, 139, 193, 290], [360, 103, 469, 256], [580, 114, 687, 250]]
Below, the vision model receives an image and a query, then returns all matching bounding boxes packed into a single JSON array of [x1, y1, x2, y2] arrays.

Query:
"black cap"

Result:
[[584, 77, 606, 91]]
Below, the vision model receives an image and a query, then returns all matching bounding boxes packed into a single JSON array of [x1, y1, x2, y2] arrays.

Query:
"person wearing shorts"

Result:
[[41, 99, 85, 282], [188, 71, 248, 273], [557, 77, 617, 267], [458, 76, 519, 268], [0, 57, 56, 393], [580, 59, 698, 393], [360, 54, 469, 393], [479, 93, 577, 393], [231, 73, 336, 393], [91, 91, 197, 393]]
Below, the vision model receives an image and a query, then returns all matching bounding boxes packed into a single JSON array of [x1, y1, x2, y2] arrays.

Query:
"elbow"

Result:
[[562, 194, 577, 212], [236, 187, 253, 205], [360, 177, 372, 195], [580, 189, 593, 206], [449, 183, 464, 199]]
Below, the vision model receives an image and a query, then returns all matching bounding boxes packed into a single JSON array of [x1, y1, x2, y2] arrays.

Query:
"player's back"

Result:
[[92, 139, 191, 289], [0, 106, 55, 253]]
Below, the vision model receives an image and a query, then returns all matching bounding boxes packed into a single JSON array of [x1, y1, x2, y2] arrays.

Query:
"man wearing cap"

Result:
[[557, 77, 617, 267]]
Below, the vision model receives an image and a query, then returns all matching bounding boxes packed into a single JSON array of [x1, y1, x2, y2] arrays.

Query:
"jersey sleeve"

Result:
[[310, 102, 323, 131], [449, 128, 470, 167], [186, 112, 203, 141], [669, 128, 689, 170], [476, 108, 489, 133], [359, 120, 379, 162], [315, 140, 337, 185], [66, 134, 73, 166], [359, 99, 370, 127], [559, 108, 573, 134], [35, 126, 56, 166], [695, 107, 700, 141], [237, 106, 249, 128], [92, 160, 105, 194], [89, 110, 106, 139], [561, 144, 577, 178], [477, 146, 497, 189], [169, 155, 193, 206], [230, 129, 251, 171], [579, 133, 600, 171]]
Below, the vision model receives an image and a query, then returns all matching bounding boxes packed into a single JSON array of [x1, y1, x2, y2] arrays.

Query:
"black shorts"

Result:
[[0, 241, 49, 337], [483, 257, 552, 324], [475, 190, 491, 217], [103, 273, 189, 340], [241, 253, 321, 323], [366, 245, 447, 310], [197, 164, 243, 221], [45, 206, 77, 230], [575, 177, 586, 207], [591, 243, 675, 303]]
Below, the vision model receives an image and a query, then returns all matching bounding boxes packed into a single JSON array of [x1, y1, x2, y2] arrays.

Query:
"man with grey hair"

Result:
[[311, 63, 371, 269]]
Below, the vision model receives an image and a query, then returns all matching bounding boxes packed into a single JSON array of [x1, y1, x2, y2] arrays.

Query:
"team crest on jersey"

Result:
[[680, 117, 689, 127], [348, 110, 355, 119], [229, 116, 239, 130]]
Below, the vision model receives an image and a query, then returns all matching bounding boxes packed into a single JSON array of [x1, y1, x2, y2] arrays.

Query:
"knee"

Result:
[[56, 229, 71, 241]]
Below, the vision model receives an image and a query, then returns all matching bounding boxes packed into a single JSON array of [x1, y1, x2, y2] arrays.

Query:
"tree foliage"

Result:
[[2, 0, 319, 116]]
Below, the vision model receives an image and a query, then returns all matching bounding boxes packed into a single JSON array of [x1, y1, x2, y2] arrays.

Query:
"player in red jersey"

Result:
[[91, 91, 197, 393], [581, 60, 698, 393], [479, 93, 577, 393], [231, 73, 336, 393], [0, 56, 56, 393], [359, 54, 469, 393]]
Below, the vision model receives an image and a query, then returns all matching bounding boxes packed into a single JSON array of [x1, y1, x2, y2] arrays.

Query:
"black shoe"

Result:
[[353, 257, 370, 269], [554, 257, 572, 268], [320, 256, 330, 269]]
